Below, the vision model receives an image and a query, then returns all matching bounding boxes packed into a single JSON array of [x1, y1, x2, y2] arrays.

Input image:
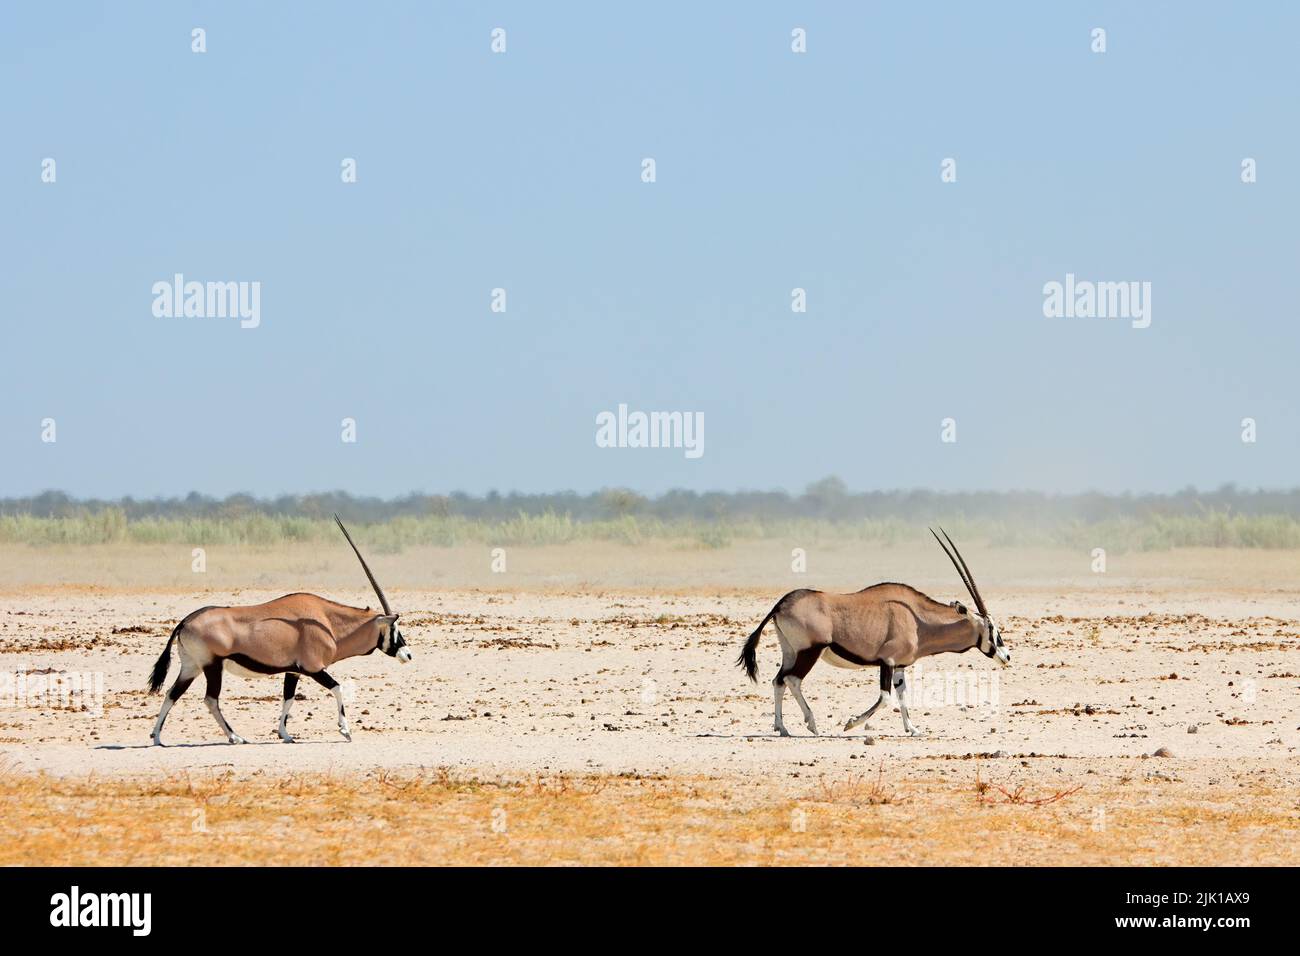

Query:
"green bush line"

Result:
[[3, 509, 1300, 551]]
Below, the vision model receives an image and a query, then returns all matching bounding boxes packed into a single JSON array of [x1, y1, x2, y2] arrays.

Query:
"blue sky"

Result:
[[2, 2, 1297, 498]]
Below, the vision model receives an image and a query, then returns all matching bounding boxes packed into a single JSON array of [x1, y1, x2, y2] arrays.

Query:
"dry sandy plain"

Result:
[[2, 541, 1298, 865]]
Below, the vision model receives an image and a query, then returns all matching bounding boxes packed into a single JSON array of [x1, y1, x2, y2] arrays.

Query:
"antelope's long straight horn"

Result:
[[938, 526, 987, 617], [334, 514, 393, 616], [929, 527, 983, 616]]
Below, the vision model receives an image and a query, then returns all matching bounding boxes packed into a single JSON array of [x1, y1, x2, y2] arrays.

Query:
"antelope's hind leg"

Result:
[[203, 661, 246, 744], [151, 661, 199, 746], [770, 635, 796, 737], [278, 673, 299, 742], [784, 648, 824, 736], [308, 670, 351, 741]]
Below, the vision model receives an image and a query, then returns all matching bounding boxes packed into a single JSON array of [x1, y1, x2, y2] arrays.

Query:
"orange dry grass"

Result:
[[3, 766, 1298, 866]]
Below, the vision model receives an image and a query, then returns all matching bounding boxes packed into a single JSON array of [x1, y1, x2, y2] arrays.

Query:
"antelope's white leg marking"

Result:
[[205, 696, 246, 745], [770, 625, 799, 737], [785, 675, 818, 736], [896, 670, 921, 736], [150, 696, 176, 745], [772, 674, 789, 736], [333, 685, 351, 741], [278, 696, 295, 743]]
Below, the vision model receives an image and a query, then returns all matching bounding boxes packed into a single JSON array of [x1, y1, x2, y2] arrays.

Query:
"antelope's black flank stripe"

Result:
[[828, 643, 874, 666], [226, 653, 289, 675]]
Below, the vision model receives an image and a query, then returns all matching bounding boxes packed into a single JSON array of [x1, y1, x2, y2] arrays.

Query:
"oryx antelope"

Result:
[[146, 515, 412, 745], [737, 529, 1009, 737]]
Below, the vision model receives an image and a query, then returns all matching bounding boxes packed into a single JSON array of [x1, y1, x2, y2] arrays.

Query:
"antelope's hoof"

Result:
[[340, 730, 352, 742], [906, 728, 924, 738], [776, 726, 791, 738], [806, 723, 819, 736], [150, 736, 164, 747], [279, 734, 296, 744], [228, 734, 247, 745]]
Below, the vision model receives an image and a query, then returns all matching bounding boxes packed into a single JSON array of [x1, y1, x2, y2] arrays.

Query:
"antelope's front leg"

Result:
[[895, 669, 922, 737], [309, 670, 351, 741], [278, 673, 299, 742], [843, 663, 893, 732], [203, 662, 246, 744]]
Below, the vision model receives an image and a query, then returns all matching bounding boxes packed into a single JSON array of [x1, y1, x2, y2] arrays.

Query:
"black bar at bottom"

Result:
[[0, 866, 1276, 941]]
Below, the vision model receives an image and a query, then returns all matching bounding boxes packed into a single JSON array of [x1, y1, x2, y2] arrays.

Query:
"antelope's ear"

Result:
[[951, 601, 967, 615], [374, 614, 399, 628]]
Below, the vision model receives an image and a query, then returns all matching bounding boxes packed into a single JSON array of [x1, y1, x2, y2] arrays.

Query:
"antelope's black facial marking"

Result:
[[988, 622, 1011, 665], [379, 620, 412, 662]]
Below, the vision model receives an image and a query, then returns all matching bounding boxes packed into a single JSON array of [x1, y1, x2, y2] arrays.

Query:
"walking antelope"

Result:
[[146, 516, 412, 745], [737, 529, 1009, 737]]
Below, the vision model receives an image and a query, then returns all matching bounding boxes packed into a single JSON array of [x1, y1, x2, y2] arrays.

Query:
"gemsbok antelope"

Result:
[[146, 515, 412, 745], [737, 529, 1009, 737]]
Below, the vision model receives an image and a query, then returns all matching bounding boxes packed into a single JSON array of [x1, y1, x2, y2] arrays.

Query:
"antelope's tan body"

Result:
[[182, 594, 388, 674], [772, 583, 987, 671]]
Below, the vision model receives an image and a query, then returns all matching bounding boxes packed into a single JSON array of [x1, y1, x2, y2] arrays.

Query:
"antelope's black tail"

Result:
[[147, 622, 181, 694], [738, 601, 782, 683]]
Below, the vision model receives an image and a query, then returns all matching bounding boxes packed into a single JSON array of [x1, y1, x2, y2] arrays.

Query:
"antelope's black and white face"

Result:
[[380, 619, 413, 663], [979, 618, 1010, 666]]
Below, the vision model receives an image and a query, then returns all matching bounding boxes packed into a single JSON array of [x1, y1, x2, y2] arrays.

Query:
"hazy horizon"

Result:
[[8, 479, 1300, 512]]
